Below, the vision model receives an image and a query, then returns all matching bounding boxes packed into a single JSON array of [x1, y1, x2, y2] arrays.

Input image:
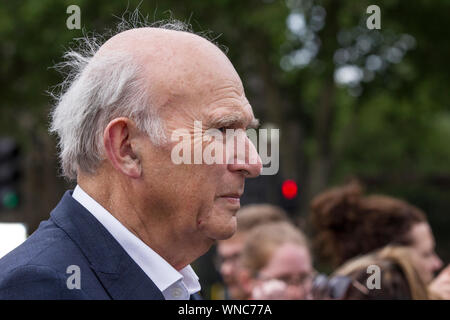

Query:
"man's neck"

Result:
[[77, 174, 210, 270]]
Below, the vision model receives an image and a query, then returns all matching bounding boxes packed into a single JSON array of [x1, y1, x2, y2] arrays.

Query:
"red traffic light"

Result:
[[282, 180, 298, 200]]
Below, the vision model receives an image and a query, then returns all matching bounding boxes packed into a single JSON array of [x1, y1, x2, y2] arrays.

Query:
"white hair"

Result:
[[49, 13, 213, 180]]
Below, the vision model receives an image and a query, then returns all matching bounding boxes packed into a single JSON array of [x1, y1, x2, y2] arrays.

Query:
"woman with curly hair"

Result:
[[310, 181, 450, 299]]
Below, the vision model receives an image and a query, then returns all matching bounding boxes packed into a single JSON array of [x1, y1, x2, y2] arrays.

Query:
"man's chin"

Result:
[[206, 224, 237, 241], [200, 211, 237, 240], [217, 231, 236, 241], [210, 228, 237, 241]]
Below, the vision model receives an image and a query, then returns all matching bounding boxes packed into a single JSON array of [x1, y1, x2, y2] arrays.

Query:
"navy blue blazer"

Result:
[[0, 191, 202, 300]]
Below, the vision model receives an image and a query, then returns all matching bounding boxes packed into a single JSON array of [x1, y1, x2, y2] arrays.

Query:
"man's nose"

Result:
[[228, 135, 262, 178]]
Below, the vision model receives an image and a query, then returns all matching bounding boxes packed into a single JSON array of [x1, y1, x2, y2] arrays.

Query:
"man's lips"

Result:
[[221, 193, 242, 198], [219, 193, 242, 205]]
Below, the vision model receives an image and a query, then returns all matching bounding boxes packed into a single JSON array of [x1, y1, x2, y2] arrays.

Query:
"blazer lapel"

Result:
[[51, 191, 165, 300]]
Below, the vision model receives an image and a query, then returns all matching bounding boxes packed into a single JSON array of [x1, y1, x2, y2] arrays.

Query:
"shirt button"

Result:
[[172, 287, 183, 298]]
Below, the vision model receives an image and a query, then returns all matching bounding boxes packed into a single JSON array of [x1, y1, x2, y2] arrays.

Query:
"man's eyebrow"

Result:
[[209, 113, 260, 129]]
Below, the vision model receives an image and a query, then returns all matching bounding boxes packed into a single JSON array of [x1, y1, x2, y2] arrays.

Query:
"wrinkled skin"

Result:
[[79, 28, 262, 270]]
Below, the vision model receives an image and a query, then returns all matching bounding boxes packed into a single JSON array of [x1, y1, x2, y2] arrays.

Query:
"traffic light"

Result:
[[281, 179, 298, 200], [280, 179, 299, 214], [240, 174, 300, 216], [0, 137, 21, 210]]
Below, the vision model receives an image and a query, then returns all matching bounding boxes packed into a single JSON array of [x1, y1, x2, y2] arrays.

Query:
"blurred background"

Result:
[[1, 0, 449, 299]]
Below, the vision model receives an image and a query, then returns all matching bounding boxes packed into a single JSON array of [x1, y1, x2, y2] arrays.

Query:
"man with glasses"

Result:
[[239, 222, 315, 300], [216, 204, 288, 299]]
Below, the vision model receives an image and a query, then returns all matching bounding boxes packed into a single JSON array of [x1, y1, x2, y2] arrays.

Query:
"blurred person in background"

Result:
[[0, 16, 262, 299], [216, 204, 289, 299], [324, 245, 429, 299], [310, 180, 450, 299], [312, 245, 428, 300], [239, 221, 314, 300]]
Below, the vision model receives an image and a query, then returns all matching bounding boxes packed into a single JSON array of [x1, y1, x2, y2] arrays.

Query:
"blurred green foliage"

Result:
[[1, 0, 449, 288]]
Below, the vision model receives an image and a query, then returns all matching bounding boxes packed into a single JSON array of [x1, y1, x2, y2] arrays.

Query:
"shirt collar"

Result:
[[72, 185, 201, 295]]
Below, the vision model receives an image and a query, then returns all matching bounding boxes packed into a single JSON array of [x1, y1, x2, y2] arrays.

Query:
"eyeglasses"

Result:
[[257, 271, 316, 287], [214, 252, 241, 271]]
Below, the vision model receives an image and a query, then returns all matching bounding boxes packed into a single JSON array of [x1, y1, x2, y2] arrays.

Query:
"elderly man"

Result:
[[0, 20, 262, 299]]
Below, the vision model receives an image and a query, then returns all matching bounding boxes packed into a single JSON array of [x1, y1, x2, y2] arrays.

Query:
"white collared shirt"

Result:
[[72, 185, 201, 300]]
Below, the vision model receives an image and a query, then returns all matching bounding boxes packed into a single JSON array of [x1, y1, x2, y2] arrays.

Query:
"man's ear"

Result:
[[103, 117, 142, 178]]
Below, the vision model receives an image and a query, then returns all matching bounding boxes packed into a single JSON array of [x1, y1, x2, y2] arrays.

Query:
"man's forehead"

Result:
[[98, 27, 239, 96], [102, 28, 257, 128], [203, 91, 258, 129]]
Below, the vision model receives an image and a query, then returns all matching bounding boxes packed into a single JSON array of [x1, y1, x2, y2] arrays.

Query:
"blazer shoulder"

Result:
[[0, 218, 92, 292], [0, 218, 81, 271], [0, 264, 88, 299]]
